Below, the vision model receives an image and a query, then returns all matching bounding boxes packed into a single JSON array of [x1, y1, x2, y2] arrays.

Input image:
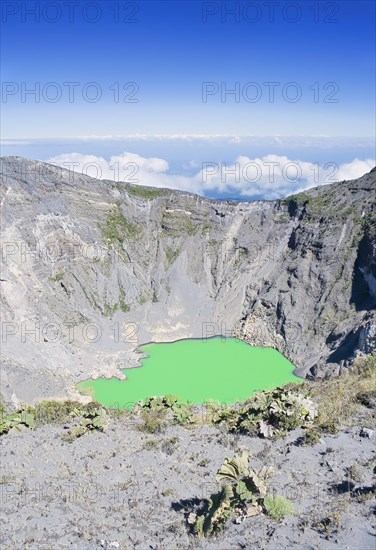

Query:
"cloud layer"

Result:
[[48, 152, 375, 200]]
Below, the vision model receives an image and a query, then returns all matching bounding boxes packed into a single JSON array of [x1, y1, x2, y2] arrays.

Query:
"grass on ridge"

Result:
[[307, 352, 376, 433]]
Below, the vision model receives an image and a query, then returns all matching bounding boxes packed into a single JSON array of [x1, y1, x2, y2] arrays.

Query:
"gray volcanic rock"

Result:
[[0, 156, 375, 403]]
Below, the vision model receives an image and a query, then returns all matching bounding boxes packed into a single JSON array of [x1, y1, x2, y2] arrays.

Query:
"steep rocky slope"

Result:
[[0, 157, 375, 404]]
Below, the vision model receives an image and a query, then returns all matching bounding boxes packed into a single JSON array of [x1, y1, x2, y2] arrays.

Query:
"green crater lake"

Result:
[[77, 337, 300, 409]]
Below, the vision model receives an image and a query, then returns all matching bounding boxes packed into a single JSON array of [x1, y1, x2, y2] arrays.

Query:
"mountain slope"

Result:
[[0, 157, 375, 404]]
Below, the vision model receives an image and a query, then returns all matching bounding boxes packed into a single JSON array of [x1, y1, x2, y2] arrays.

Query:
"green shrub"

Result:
[[61, 405, 108, 442], [264, 495, 294, 520], [0, 408, 36, 435], [140, 395, 195, 426], [215, 386, 317, 438], [190, 451, 272, 537], [0, 400, 111, 436]]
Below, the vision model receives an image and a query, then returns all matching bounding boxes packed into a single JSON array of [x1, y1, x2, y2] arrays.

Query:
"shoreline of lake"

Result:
[[77, 338, 301, 409]]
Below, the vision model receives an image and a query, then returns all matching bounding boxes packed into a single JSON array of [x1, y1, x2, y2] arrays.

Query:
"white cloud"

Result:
[[47, 152, 375, 200], [48, 152, 202, 194], [199, 155, 376, 198], [336, 158, 375, 181]]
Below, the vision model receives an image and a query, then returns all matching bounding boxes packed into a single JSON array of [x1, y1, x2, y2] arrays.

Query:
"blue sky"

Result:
[[1, 1, 375, 198]]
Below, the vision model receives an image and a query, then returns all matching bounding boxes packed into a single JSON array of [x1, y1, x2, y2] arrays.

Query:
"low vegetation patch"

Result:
[[309, 352, 376, 434], [118, 287, 130, 312], [61, 405, 108, 442], [138, 407, 168, 434], [312, 510, 341, 540], [0, 409, 36, 434], [126, 184, 165, 200], [131, 387, 318, 437], [49, 272, 64, 282], [213, 385, 317, 438], [263, 495, 294, 520], [284, 189, 364, 224], [138, 395, 195, 433], [165, 245, 181, 267], [0, 400, 108, 439], [162, 209, 197, 236], [99, 208, 140, 246], [34, 400, 85, 426], [284, 193, 312, 209]]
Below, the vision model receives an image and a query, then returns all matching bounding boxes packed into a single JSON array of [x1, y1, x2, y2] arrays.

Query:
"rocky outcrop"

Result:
[[0, 156, 375, 402]]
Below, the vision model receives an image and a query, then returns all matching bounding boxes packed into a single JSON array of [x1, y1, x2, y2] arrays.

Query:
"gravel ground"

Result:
[[1, 416, 375, 549]]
